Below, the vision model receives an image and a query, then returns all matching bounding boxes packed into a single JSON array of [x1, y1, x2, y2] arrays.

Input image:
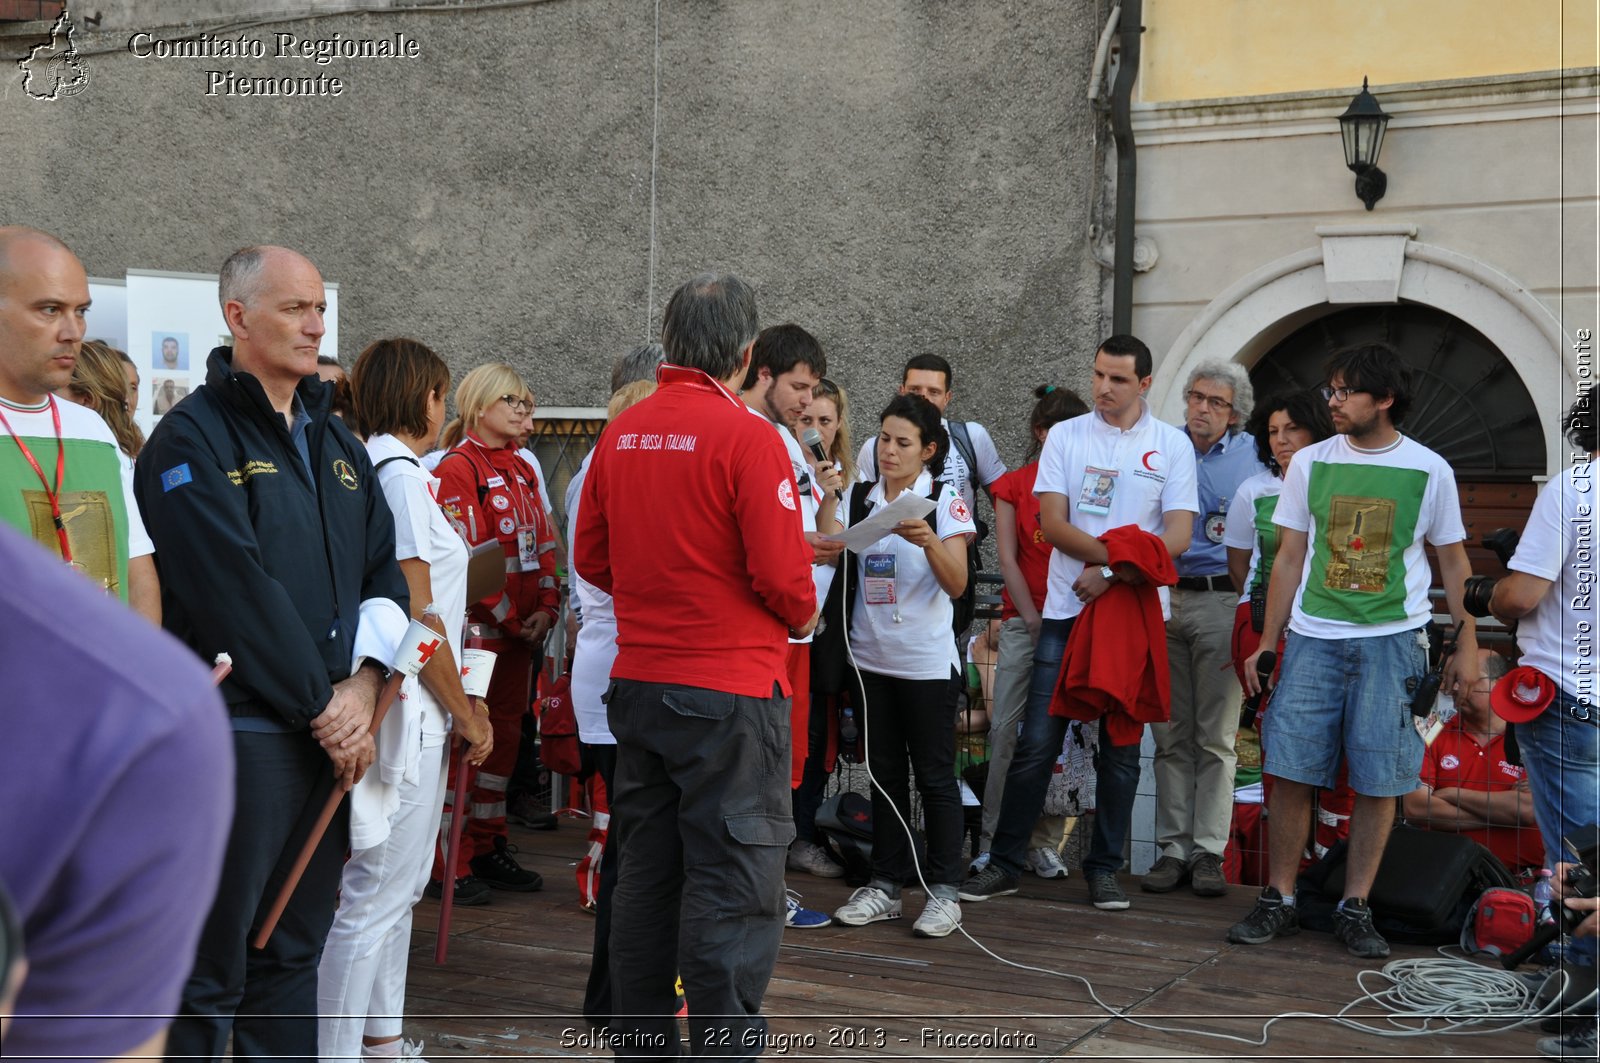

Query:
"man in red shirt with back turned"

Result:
[[575, 272, 818, 1060]]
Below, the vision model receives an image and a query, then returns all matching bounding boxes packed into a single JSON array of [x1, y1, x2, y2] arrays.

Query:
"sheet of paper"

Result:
[[819, 490, 936, 551]]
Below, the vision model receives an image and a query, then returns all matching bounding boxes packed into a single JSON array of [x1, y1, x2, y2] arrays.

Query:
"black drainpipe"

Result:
[[1110, 0, 1142, 336]]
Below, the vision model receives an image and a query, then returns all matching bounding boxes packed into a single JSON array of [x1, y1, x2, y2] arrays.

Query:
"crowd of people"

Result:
[[0, 222, 1596, 1062]]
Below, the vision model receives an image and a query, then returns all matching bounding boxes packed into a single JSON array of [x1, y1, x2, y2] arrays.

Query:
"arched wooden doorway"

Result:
[[1250, 303, 1544, 577]]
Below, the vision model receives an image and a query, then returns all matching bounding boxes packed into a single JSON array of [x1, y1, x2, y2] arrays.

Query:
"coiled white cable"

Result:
[[834, 544, 1587, 1047]]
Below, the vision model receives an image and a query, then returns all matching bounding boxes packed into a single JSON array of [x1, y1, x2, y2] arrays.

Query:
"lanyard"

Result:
[[465, 435, 537, 525], [0, 397, 72, 563]]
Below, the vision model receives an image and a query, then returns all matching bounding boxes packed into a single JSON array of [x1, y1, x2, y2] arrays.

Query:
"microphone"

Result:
[[801, 428, 842, 500]]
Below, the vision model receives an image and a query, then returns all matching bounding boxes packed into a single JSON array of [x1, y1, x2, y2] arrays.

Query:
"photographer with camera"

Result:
[[1484, 388, 1596, 1060]]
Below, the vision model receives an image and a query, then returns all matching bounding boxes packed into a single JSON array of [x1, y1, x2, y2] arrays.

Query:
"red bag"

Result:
[[537, 674, 582, 776], [1461, 887, 1538, 958]]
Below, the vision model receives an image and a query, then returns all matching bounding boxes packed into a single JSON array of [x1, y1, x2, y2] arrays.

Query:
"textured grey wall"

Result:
[[2, 0, 1104, 467]]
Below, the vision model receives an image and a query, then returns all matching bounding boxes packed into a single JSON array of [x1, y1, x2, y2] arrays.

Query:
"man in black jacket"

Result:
[[134, 245, 409, 1062]]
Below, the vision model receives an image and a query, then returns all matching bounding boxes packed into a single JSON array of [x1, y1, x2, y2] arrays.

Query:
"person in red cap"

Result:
[[1402, 648, 1544, 873], [1487, 387, 1597, 1061]]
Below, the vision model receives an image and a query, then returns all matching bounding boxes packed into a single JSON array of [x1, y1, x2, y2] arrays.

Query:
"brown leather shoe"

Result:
[[1140, 854, 1189, 893], [1189, 852, 1228, 897]]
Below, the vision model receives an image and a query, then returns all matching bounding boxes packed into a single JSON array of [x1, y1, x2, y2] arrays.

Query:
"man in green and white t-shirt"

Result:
[[0, 227, 158, 621], [1227, 343, 1478, 962]]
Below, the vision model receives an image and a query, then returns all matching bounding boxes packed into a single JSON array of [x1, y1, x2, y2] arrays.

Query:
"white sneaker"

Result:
[[397, 1042, 430, 1063], [1027, 845, 1069, 880], [913, 896, 962, 938], [786, 839, 845, 878], [833, 886, 901, 926]]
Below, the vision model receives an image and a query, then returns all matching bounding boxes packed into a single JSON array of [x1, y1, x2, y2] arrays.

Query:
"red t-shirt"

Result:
[[991, 462, 1049, 620], [1420, 723, 1545, 871]]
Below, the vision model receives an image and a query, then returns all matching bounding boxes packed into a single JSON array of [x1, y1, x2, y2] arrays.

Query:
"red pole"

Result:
[[434, 706, 477, 965]]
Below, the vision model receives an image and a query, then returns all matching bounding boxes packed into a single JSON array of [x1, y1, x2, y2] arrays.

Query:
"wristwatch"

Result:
[[1099, 564, 1116, 582]]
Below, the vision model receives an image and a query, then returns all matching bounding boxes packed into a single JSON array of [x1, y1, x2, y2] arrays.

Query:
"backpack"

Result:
[[536, 673, 582, 776], [814, 790, 928, 889]]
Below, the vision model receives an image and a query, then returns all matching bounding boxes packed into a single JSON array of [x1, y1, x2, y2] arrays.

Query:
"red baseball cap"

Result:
[[1491, 665, 1556, 724]]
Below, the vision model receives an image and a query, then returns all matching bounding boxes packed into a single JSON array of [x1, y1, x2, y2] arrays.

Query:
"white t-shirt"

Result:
[[1224, 470, 1285, 606], [367, 434, 468, 739], [565, 450, 617, 745], [843, 470, 976, 681], [1273, 433, 1465, 639], [857, 416, 1006, 514], [516, 445, 557, 524], [748, 405, 823, 644], [1034, 404, 1198, 620], [1508, 462, 1596, 699], [3, 397, 153, 558]]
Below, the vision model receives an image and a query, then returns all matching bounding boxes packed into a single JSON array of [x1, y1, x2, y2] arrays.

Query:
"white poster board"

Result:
[[85, 278, 128, 352], [125, 269, 338, 435]]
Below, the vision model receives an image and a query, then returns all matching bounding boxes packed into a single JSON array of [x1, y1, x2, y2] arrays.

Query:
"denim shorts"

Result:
[[1262, 627, 1428, 798]]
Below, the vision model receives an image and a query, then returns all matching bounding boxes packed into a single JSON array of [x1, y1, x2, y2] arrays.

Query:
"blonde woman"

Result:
[[60, 340, 145, 465], [798, 376, 855, 484], [430, 363, 558, 902]]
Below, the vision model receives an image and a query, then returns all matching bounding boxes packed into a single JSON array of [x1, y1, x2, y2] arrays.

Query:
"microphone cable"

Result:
[[829, 529, 1577, 1047]]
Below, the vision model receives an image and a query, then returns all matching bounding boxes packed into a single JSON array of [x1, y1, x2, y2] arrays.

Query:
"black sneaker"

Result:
[[1333, 897, 1390, 958], [958, 864, 1020, 902], [425, 874, 492, 906], [1086, 872, 1130, 910], [1536, 1018, 1596, 1060], [470, 837, 544, 892], [1227, 886, 1299, 944]]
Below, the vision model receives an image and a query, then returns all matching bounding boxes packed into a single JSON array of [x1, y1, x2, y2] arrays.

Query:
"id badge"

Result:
[[1077, 466, 1118, 515], [863, 552, 897, 605], [517, 525, 539, 571]]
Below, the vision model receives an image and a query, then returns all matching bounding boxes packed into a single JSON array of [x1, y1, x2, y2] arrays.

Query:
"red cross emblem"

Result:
[[416, 638, 441, 664]]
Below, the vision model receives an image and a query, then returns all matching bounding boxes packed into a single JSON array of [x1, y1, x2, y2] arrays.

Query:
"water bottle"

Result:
[[839, 706, 859, 763], [1533, 868, 1556, 925]]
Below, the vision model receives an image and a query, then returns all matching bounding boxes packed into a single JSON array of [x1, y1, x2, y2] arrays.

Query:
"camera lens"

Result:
[[1463, 574, 1498, 618]]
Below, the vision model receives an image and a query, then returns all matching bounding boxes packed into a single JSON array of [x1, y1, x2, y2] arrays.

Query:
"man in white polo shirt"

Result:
[[1229, 343, 1478, 962], [961, 334, 1197, 911]]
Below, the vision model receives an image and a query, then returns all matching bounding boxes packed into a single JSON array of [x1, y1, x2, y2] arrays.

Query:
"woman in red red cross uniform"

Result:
[[431, 363, 559, 901]]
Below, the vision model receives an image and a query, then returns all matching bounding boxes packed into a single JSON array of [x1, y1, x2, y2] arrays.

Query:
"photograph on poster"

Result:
[[152, 332, 188, 371], [152, 377, 188, 416]]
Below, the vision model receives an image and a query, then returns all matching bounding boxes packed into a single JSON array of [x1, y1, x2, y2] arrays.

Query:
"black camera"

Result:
[[1408, 622, 1459, 718], [1463, 527, 1522, 618], [1555, 825, 1599, 936]]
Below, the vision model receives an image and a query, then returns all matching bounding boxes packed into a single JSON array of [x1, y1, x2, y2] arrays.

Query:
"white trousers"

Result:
[[317, 739, 449, 1061]]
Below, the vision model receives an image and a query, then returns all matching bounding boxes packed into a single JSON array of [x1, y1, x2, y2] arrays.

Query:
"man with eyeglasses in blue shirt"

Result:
[[1144, 363, 1266, 899]]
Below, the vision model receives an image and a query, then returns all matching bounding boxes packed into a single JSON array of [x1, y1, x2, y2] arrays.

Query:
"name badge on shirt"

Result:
[[485, 475, 506, 488], [517, 525, 539, 571], [863, 552, 897, 605], [1078, 466, 1119, 516]]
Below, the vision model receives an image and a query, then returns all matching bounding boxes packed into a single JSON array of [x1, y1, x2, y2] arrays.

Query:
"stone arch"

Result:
[[1149, 231, 1577, 477]]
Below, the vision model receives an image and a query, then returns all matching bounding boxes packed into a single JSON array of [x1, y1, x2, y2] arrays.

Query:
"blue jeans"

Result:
[[1517, 684, 1599, 968], [986, 618, 1142, 878], [1262, 628, 1428, 798]]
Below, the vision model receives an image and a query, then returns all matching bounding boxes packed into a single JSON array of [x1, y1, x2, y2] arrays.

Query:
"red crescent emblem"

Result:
[[1141, 450, 1160, 471]]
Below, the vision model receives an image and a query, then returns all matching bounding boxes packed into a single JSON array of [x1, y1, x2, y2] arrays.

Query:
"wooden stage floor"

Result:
[[404, 820, 1547, 1060]]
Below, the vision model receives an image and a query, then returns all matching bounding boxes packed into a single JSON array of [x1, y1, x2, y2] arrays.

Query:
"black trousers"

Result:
[[856, 668, 964, 892], [166, 729, 348, 1063], [582, 742, 619, 1030], [606, 678, 794, 1061]]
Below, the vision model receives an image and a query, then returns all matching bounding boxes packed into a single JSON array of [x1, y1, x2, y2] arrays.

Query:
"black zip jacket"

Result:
[[134, 347, 408, 728]]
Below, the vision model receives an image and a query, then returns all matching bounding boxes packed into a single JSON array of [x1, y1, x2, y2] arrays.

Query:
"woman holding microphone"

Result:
[[829, 394, 975, 938]]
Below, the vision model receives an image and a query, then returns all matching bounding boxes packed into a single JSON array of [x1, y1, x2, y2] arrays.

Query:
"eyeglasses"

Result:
[[498, 395, 532, 414], [1319, 385, 1367, 402], [1183, 389, 1234, 412]]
